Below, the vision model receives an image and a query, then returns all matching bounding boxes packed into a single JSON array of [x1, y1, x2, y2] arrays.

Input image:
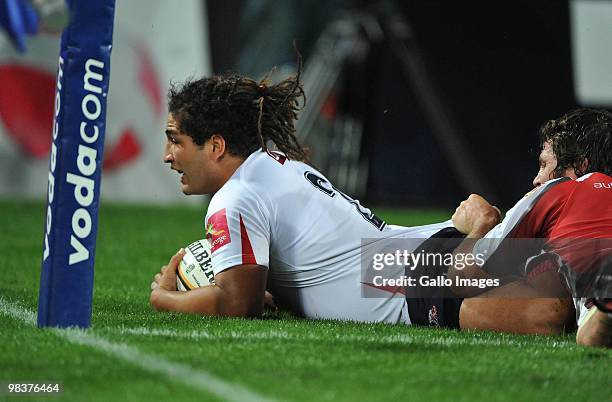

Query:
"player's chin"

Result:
[[180, 184, 193, 195]]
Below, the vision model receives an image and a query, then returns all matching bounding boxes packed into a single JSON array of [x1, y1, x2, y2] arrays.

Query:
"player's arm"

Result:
[[150, 250, 267, 317], [447, 194, 501, 297], [459, 279, 574, 335]]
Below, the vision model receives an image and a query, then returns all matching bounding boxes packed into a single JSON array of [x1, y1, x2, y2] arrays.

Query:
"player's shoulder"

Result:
[[509, 176, 569, 215], [208, 177, 260, 215], [526, 172, 611, 223], [480, 177, 569, 239], [541, 172, 611, 200], [208, 152, 286, 216], [535, 176, 575, 201], [237, 150, 314, 194], [232, 150, 301, 185], [242, 149, 297, 172], [575, 172, 612, 186]]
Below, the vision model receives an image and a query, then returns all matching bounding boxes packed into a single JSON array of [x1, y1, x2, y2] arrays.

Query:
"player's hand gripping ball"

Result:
[[176, 239, 215, 291]]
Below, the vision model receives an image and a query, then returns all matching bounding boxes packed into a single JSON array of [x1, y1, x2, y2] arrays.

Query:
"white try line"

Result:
[[0, 298, 274, 402], [108, 325, 575, 349]]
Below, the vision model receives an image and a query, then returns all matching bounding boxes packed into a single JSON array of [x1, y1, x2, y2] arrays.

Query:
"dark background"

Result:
[[207, 1, 583, 208]]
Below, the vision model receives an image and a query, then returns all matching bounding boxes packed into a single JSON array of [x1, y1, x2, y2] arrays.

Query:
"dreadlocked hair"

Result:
[[167, 67, 308, 162], [539, 108, 612, 177]]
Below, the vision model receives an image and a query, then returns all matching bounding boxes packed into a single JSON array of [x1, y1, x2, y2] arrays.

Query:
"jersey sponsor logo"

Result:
[[594, 182, 612, 189], [206, 208, 231, 253]]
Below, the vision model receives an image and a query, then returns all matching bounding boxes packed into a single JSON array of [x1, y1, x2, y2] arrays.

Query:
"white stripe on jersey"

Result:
[[473, 177, 569, 263]]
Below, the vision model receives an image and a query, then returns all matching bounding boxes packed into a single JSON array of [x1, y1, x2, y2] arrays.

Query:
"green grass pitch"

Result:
[[0, 200, 610, 402]]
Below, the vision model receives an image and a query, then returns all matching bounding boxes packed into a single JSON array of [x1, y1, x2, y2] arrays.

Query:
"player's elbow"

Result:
[[149, 288, 176, 312], [149, 289, 165, 311]]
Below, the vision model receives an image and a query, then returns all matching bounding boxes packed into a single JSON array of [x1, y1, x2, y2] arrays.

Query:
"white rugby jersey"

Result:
[[204, 150, 451, 324]]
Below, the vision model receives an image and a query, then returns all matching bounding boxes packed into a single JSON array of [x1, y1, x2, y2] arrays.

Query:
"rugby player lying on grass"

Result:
[[448, 109, 612, 348], [150, 70, 464, 325], [149, 70, 608, 343]]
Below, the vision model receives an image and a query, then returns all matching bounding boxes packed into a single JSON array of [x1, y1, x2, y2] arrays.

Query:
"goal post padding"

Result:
[[38, 0, 116, 328]]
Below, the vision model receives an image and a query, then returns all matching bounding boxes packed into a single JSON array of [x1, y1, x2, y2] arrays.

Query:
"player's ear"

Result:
[[579, 158, 589, 175], [209, 134, 227, 160]]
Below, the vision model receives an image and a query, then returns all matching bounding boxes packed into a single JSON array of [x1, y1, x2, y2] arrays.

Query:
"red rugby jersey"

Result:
[[513, 172, 612, 241], [487, 173, 612, 276]]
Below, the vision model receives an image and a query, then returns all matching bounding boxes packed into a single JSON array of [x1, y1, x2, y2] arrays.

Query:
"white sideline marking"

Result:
[[0, 298, 273, 402], [0, 298, 36, 326], [110, 326, 574, 348]]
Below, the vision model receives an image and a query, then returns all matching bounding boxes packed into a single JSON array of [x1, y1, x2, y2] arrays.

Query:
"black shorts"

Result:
[[405, 227, 465, 329]]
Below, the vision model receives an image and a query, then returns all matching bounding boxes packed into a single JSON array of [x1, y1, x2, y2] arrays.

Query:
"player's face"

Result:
[[532, 140, 578, 187], [163, 114, 216, 195]]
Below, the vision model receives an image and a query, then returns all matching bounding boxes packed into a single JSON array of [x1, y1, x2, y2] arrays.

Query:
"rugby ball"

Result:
[[176, 239, 215, 291]]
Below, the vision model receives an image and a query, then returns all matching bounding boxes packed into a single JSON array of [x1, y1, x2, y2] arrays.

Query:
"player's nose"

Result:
[[532, 174, 542, 188]]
